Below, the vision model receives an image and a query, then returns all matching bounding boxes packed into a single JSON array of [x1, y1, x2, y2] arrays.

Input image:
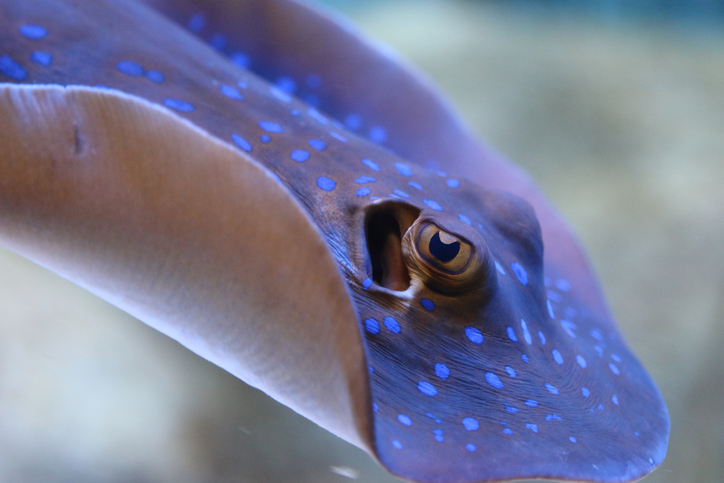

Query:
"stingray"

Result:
[[0, 0, 669, 481]]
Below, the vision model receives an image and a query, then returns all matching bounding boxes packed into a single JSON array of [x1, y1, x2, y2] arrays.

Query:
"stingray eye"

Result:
[[404, 220, 490, 295], [417, 223, 473, 274]]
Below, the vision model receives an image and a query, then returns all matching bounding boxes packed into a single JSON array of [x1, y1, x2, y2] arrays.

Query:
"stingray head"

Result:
[[339, 178, 667, 483]]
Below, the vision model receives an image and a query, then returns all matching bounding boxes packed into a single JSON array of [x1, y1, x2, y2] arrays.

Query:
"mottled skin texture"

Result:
[[0, 0, 669, 482]]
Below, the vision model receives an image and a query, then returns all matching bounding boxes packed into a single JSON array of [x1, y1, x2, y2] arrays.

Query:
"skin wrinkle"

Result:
[[0, 1, 668, 482]]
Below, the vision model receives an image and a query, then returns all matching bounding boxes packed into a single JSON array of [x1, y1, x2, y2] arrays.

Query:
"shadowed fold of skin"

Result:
[[0, 0, 668, 482]]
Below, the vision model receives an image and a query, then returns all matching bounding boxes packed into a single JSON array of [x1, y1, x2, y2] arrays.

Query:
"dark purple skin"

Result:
[[0, 0, 669, 482]]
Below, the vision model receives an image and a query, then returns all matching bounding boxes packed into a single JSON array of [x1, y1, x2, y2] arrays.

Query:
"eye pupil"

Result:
[[429, 231, 461, 262]]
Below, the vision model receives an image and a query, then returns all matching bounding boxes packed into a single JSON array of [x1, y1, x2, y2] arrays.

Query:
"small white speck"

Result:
[[330, 466, 360, 479]]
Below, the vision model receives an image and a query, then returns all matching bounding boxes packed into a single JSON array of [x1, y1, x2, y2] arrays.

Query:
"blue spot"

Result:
[[369, 196, 379, 201], [507, 327, 518, 342], [494, 261, 506, 275], [355, 177, 375, 185], [525, 400, 538, 407], [576, 355, 587, 369], [465, 327, 483, 344], [210, 33, 226, 50], [526, 423, 539, 433], [598, 404, 604, 410], [547, 299, 555, 319], [595, 345, 604, 357], [221, 85, 243, 100], [522, 354, 529, 363], [394, 162, 413, 177], [408, 181, 423, 190], [590, 329, 604, 341], [384, 316, 400, 333], [270, 86, 292, 103], [503, 428, 513, 435], [538, 331, 547, 345], [609, 363, 621, 375], [552, 350, 564, 365], [260, 135, 271, 143], [520, 319, 532, 345], [368, 366, 374, 374], [427, 413, 441, 423], [612, 395, 619, 405], [546, 414, 562, 421], [116, 60, 143, 77], [545, 383, 559, 395], [237, 81, 248, 89], [418, 381, 437, 396], [393, 189, 409, 198], [569, 436, 577, 444], [561, 320, 578, 338], [511, 262, 528, 285], [369, 126, 387, 143], [308, 139, 326, 150], [290, 149, 310, 162], [433, 429, 444, 442], [188, 13, 206, 32], [19, 25, 47, 39], [556, 279, 571, 291], [398, 414, 412, 426], [258, 121, 283, 133], [145, 70, 164, 83], [611, 353, 622, 362], [344, 113, 362, 130], [421, 299, 435, 311], [362, 278, 372, 290], [505, 366, 516, 378], [392, 440, 403, 449], [231, 134, 252, 152], [581, 387, 590, 398], [466, 443, 476, 452], [506, 406, 518, 414], [635, 432, 640, 437], [230, 52, 249, 68], [163, 98, 194, 112], [462, 417, 479, 431], [361, 158, 380, 171], [435, 363, 449, 380], [29, 51, 51, 66], [317, 176, 336, 191], [330, 132, 347, 142], [423, 199, 443, 211], [275, 76, 296, 93], [446, 178, 460, 188], [365, 318, 379, 334], [485, 373, 504, 389], [458, 214, 472, 225], [373, 403, 379, 412], [356, 187, 371, 197]]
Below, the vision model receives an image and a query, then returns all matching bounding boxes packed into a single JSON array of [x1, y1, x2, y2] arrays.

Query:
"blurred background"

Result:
[[1, 0, 722, 481]]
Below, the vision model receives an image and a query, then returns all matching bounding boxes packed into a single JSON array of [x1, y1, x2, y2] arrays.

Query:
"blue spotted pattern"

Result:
[[465, 327, 483, 344], [163, 98, 194, 112], [290, 149, 310, 162], [1, 55, 27, 80], [30, 51, 52, 66], [316, 176, 336, 191], [418, 381, 438, 396], [435, 363, 450, 380], [384, 316, 401, 334], [19, 24, 47, 39], [231, 133, 252, 152]]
